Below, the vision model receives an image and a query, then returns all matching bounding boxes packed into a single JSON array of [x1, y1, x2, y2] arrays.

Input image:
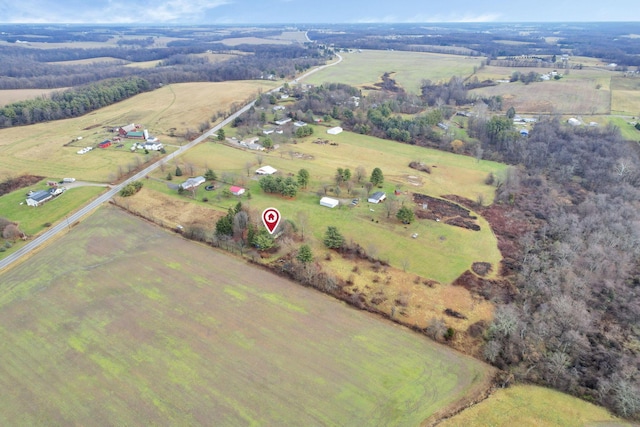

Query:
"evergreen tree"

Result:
[[215, 209, 234, 237], [204, 168, 217, 181], [297, 168, 310, 188], [396, 206, 415, 224], [252, 229, 275, 250], [370, 167, 384, 186], [175, 166, 183, 177], [323, 226, 345, 249], [217, 129, 225, 141], [296, 244, 313, 263]]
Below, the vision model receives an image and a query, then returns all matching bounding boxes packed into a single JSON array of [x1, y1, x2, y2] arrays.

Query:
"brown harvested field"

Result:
[[0, 81, 277, 182], [112, 187, 225, 228], [0, 88, 67, 107], [0, 205, 495, 426], [471, 71, 611, 115]]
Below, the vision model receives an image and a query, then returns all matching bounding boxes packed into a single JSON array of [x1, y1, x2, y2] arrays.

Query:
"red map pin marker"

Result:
[[262, 207, 281, 235]]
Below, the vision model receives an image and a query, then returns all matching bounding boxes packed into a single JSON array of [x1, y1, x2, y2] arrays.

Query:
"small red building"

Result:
[[98, 140, 111, 148]]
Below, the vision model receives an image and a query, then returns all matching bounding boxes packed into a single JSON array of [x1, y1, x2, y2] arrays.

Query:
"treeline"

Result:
[[481, 120, 640, 419], [0, 44, 323, 90], [309, 22, 640, 67], [0, 77, 150, 127]]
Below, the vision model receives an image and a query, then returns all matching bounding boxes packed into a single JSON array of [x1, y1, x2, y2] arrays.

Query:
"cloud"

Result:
[[1, 0, 232, 23]]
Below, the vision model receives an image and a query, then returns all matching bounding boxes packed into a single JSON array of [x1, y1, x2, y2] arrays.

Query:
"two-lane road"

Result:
[[0, 101, 258, 272], [0, 53, 343, 273]]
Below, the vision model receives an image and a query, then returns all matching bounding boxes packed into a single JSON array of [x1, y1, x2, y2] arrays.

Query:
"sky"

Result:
[[0, 0, 639, 24]]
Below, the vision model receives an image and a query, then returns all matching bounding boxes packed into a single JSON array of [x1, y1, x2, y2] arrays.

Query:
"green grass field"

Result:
[[303, 50, 482, 94], [441, 385, 627, 427], [0, 182, 106, 236], [0, 206, 494, 426], [163, 128, 506, 283], [0, 181, 106, 259]]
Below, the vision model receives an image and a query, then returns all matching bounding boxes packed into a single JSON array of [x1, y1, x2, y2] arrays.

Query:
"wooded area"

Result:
[[272, 81, 640, 419]]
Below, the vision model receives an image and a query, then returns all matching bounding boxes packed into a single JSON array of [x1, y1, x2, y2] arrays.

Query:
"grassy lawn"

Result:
[[441, 384, 628, 427], [157, 128, 506, 284], [0, 205, 494, 426], [0, 180, 106, 259], [303, 49, 482, 94]]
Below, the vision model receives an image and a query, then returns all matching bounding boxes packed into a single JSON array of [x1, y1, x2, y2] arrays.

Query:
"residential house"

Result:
[[275, 118, 292, 126], [143, 142, 163, 151], [26, 189, 53, 207], [230, 186, 245, 196], [180, 176, 206, 190]]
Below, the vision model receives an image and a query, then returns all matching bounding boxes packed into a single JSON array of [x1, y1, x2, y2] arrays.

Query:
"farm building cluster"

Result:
[[75, 123, 162, 155]]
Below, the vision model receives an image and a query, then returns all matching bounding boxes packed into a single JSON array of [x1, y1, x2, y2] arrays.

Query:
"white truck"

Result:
[[62, 178, 76, 183]]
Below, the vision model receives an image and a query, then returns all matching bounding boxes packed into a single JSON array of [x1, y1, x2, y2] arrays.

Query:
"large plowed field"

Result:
[[0, 206, 493, 426]]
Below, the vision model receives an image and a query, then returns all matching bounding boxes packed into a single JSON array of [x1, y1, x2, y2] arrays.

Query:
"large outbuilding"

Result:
[[320, 197, 339, 208], [327, 126, 343, 135], [256, 166, 277, 175], [368, 191, 387, 204]]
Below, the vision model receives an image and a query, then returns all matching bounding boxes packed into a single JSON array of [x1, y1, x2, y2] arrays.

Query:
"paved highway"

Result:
[[0, 53, 343, 273]]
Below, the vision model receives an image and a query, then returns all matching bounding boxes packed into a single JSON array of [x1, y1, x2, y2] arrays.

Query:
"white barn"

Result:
[[320, 197, 339, 208], [327, 126, 343, 135], [256, 166, 277, 175]]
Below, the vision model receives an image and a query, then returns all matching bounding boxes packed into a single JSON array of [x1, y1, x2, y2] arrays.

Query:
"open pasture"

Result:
[[0, 88, 67, 107], [171, 128, 506, 284], [0, 206, 494, 426], [0, 81, 277, 182], [611, 76, 640, 115], [302, 50, 482, 94], [471, 70, 611, 115], [441, 384, 626, 427]]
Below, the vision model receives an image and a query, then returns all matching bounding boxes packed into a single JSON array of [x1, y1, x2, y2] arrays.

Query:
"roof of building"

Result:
[[28, 190, 53, 202], [120, 123, 136, 132], [180, 176, 206, 189], [320, 197, 339, 207], [256, 165, 277, 175], [230, 186, 245, 193], [368, 191, 386, 201]]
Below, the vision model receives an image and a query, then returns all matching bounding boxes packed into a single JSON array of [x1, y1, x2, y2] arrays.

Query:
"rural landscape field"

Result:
[[0, 206, 494, 425], [2, 20, 640, 426]]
